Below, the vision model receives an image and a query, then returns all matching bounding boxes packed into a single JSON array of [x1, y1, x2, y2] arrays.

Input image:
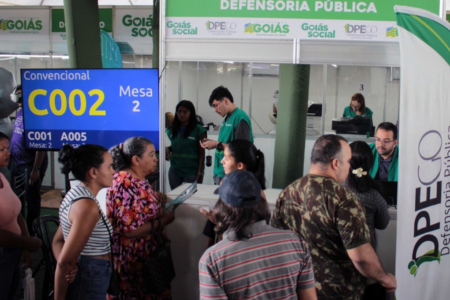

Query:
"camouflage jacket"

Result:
[[271, 174, 370, 299]]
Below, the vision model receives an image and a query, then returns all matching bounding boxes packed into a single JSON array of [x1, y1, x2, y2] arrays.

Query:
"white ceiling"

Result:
[[0, 0, 153, 5]]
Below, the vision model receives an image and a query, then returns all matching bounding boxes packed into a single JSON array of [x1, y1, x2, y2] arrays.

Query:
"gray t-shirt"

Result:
[[234, 119, 251, 140]]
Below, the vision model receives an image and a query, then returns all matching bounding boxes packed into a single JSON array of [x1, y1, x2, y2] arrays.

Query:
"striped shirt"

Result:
[[59, 185, 112, 256], [199, 221, 315, 300]]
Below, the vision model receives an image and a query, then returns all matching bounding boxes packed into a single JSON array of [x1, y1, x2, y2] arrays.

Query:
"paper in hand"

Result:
[[163, 181, 197, 212]]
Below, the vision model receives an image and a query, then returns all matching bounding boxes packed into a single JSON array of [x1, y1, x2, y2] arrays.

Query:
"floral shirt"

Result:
[[106, 171, 171, 300]]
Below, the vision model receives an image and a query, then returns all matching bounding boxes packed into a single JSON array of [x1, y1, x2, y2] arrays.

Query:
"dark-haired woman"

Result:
[[343, 93, 373, 118], [166, 100, 206, 189], [201, 139, 266, 247], [345, 141, 389, 251], [107, 137, 175, 300], [0, 132, 42, 300], [52, 144, 115, 300]]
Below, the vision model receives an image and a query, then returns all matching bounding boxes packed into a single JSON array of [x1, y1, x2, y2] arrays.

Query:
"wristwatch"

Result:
[[33, 166, 40, 170], [216, 142, 224, 151]]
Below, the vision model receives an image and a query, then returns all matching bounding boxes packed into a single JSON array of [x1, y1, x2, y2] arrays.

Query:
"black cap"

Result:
[[219, 170, 262, 207]]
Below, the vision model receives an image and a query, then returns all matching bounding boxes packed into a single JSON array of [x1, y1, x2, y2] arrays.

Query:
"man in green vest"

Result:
[[369, 122, 399, 182], [200, 86, 253, 185]]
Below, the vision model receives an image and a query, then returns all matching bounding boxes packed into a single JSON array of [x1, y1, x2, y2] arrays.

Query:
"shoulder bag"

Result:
[[143, 218, 176, 294]]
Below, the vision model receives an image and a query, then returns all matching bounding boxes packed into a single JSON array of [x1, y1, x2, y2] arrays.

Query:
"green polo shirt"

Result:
[[343, 106, 373, 118], [166, 124, 206, 177], [214, 107, 253, 178]]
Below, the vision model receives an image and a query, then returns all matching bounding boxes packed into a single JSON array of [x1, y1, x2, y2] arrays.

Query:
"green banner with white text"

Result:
[[166, 0, 440, 41]]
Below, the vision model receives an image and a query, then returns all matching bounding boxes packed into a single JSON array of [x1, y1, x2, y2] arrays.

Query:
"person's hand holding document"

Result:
[[163, 182, 198, 213]]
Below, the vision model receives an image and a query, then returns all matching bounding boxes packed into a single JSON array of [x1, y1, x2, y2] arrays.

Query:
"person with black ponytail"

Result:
[[201, 139, 266, 247], [52, 144, 115, 300], [345, 141, 390, 251], [107, 137, 175, 300]]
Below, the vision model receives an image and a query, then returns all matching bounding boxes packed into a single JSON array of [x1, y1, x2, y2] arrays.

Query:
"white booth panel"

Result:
[[165, 38, 294, 63], [166, 39, 400, 67], [299, 40, 401, 67]]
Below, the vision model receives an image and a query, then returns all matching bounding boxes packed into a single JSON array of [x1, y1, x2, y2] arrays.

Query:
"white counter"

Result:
[[165, 183, 397, 299]]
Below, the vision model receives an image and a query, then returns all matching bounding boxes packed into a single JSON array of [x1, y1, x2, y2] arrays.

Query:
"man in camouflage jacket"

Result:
[[271, 135, 396, 300]]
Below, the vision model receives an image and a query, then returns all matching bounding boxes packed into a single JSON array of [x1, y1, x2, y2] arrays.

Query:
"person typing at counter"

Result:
[[199, 86, 253, 185], [343, 93, 373, 118], [199, 170, 317, 300], [271, 135, 396, 299], [369, 122, 398, 182]]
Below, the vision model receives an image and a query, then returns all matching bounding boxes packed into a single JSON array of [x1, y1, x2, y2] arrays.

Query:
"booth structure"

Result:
[[157, 0, 444, 299], [0, 1, 447, 299]]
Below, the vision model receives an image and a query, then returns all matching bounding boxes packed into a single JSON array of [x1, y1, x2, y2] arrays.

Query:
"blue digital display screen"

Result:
[[21, 69, 159, 150]]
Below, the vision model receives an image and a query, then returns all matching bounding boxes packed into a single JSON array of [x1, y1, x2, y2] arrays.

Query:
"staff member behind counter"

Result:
[[343, 93, 373, 118], [166, 100, 206, 190], [200, 86, 253, 185], [369, 122, 399, 182]]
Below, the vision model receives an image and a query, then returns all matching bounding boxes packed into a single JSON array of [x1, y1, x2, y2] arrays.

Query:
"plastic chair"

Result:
[[33, 216, 60, 300]]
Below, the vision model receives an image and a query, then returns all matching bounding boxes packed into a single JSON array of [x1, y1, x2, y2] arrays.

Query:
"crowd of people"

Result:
[[0, 84, 400, 300]]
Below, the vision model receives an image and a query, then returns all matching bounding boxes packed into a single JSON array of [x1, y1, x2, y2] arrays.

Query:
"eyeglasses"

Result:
[[351, 105, 361, 111], [375, 138, 395, 145]]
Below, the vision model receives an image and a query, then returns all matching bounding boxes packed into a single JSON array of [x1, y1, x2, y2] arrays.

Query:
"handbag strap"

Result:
[[99, 210, 114, 266]]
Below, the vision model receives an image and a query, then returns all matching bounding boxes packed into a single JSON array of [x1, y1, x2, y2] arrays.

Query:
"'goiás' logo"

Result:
[[0, 17, 43, 32], [122, 14, 153, 37], [206, 21, 237, 36], [244, 21, 289, 36], [343, 23, 377, 40], [301, 23, 335, 39], [386, 27, 398, 38], [167, 21, 197, 35]]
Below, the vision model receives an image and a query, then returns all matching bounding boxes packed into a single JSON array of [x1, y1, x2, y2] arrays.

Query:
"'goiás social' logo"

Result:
[[122, 14, 153, 37], [0, 17, 43, 33], [343, 24, 378, 40], [167, 21, 197, 35], [205, 21, 237, 36], [301, 23, 335, 39], [244, 21, 289, 37], [386, 27, 398, 38]]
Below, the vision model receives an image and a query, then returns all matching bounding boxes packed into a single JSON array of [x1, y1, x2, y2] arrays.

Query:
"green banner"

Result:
[[397, 12, 450, 66], [51, 8, 112, 32], [167, 0, 439, 21]]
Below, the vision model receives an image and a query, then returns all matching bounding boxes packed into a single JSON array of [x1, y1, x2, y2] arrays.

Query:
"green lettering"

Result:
[[123, 15, 132, 26]]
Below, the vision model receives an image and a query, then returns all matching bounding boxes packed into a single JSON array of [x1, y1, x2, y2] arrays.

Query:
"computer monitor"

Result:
[[331, 117, 375, 136]]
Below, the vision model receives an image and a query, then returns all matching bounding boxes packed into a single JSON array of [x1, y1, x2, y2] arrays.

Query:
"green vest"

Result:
[[214, 107, 253, 178], [343, 106, 373, 118], [369, 143, 399, 182], [166, 124, 206, 177]]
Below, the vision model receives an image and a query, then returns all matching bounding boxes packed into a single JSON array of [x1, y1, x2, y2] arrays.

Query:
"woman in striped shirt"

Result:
[[52, 144, 115, 300]]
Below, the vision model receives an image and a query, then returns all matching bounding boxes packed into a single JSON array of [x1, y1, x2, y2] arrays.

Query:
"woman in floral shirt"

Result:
[[107, 137, 175, 300]]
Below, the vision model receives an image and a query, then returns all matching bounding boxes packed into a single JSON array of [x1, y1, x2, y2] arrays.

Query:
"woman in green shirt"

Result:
[[343, 93, 373, 118], [166, 100, 207, 189]]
